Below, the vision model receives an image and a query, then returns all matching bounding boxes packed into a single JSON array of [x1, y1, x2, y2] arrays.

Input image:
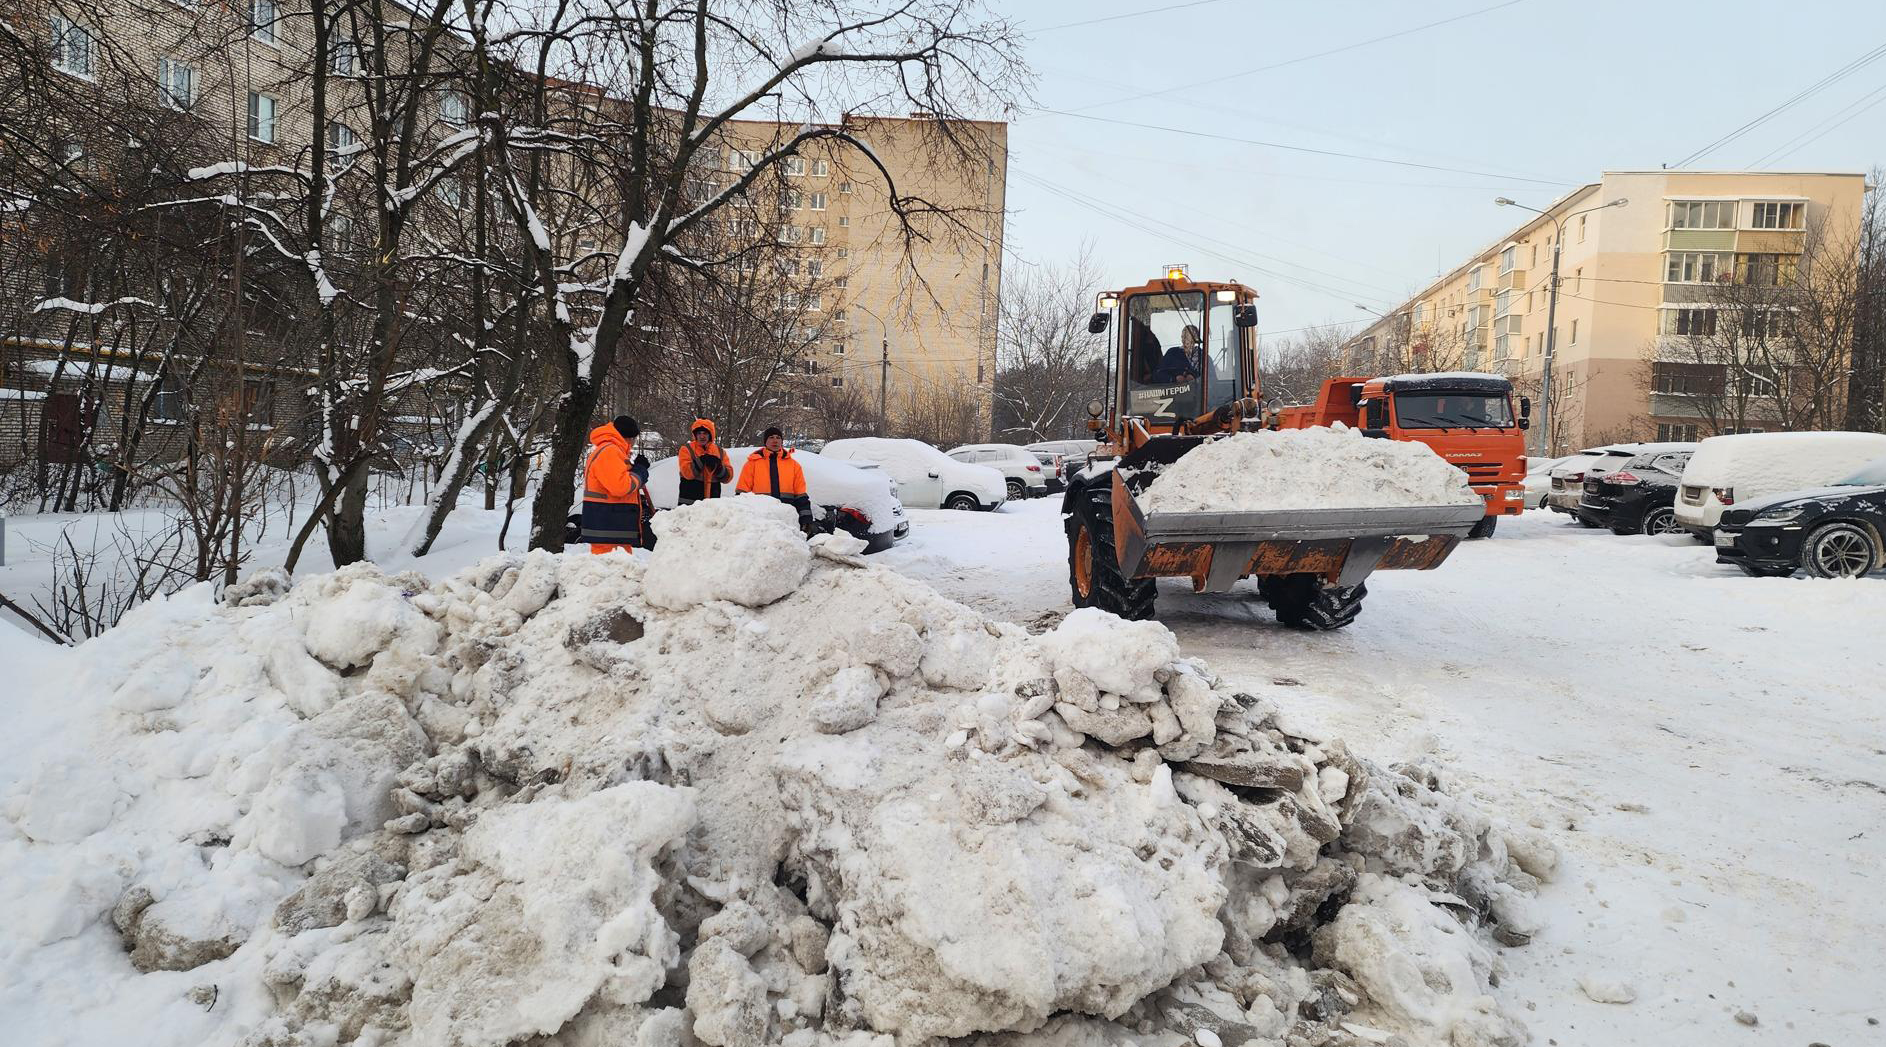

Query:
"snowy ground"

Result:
[[882, 498, 1886, 1045]]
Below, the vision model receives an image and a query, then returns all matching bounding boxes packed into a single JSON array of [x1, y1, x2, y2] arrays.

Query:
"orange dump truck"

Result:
[[1274, 374, 1531, 538]]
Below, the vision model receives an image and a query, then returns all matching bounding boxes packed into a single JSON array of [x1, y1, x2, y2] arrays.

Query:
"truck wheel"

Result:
[[1066, 487, 1156, 620], [1802, 522, 1879, 578], [1260, 573, 1366, 631], [1468, 516, 1499, 539]]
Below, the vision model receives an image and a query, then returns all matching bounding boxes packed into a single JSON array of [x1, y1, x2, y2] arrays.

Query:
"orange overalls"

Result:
[[580, 422, 647, 553]]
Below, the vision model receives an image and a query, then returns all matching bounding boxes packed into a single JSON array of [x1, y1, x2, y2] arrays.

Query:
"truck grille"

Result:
[[1681, 485, 1706, 505], [1460, 464, 1505, 481]]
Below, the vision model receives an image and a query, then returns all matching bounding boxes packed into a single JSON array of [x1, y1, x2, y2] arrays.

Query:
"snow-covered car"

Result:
[[1714, 456, 1886, 578], [1522, 456, 1564, 509], [1027, 439, 1098, 493], [646, 447, 910, 552], [1675, 431, 1886, 541], [945, 443, 1049, 500], [1547, 443, 1693, 520], [821, 437, 1008, 511]]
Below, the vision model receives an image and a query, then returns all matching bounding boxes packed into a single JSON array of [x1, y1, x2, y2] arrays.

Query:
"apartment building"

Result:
[[1347, 170, 1869, 453], [698, 114, 1007, 436]]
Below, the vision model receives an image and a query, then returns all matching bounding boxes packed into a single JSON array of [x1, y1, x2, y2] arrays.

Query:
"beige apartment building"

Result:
[[1347, 170, 1869, 454]]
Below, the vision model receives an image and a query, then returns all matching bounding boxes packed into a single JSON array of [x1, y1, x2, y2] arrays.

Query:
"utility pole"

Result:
[[879, 333, 889, 436]]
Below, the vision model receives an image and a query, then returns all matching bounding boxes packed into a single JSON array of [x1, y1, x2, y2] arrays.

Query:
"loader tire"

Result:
[[1066, 486, 1156, 621], [1260, 573, 1366, 631], [1468, 515, 1499, 539]]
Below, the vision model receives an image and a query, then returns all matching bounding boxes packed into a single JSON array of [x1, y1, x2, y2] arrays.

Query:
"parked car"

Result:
[[1575, 449, 1695, 535], [645, 448, 910, 552], [1715, 456, 1886, 578], [1523, 456, 1565, 509], [1675, 431, 1886, 541], [1026, 439, 1098, 493], [820, 437, 1009, 511], [946, 443, 1050, 500], [1548, 443, 1694, 520]]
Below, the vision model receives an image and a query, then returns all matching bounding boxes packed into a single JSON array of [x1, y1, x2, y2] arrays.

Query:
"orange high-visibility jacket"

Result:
[[580, 422, 646, 549], [677, 418, 733, 502], [736, 446, 809, 502]]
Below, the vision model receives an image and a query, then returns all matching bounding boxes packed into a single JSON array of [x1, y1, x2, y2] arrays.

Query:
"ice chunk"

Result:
[[646, 495, 812, 609]]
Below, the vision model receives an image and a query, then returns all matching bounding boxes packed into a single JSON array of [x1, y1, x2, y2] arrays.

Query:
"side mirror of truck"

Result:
[[1518, 397, 1532, 430], [1233, 304, 1258, 328], [1087, 312, 1110, 334]]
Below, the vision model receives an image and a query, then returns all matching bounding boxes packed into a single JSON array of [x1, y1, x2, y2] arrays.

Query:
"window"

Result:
[[1573, 267, 1582, 293], [331, 41, 358, 74], [158, 58, 197, 111], [781, 225, 803, 243], [837, 215, 849, 228], [55, 137, 84, 168], [1664, 307, 1717, 336], [1664, 251, 1732, 284], [438, 177, 461, 207], [247, 92, 278, 143], [780, 291, 800, 310], [811, 159, 829, 177], [1741, 309, 1786, 339], [328, 122, 356, 151], [1657, 423, 1700, 442], [240, 378, 274, 425], [1578, 214, 1588, 242], [779, 189, 801, 211], [730, 149, 760, 172], [809, 227, 826, 244], [784, 157, 805, 177], [806, 259, 823, 278], [326, 212, 356, 253], [1468, 266, 1483, 292], [832, 340, 845, 355], [1750, 201, 1804, 230], [830, 376, 843, 388], [440, 90, 469, 126], [836, 246, 848, 258], [1529, 243, 1538, 267], [686, 178, 718, 204], [1668, 200, 1735, 229], [805, 293, 822, 312], [249, 0, 280, 44], [808, 192, 827, 211], [834, 275, 848, 289], [1499, 245, 1516, 274], [152, 373, 187, 422], [50, 15, 96, 78], [838, 180, 852, 194], [833, 309, 848, 322], [1569, 319, 1579, 344], [1738, 253, 1795, 287]]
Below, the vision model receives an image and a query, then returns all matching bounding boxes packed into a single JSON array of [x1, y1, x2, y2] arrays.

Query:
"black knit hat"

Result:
[[613, 414, 640, 439], [762, 426, 784, 441]]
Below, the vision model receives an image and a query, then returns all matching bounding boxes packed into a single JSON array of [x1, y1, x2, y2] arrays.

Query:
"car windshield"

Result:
[[1837, 457, 1886, 486], [1392, 391, 1515, 429]]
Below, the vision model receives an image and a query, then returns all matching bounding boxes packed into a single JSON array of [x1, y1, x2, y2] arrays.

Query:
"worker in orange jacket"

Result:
[[580, 414, 652, 553], [676, 418, 733, 504], [736, 426, 814, 531]]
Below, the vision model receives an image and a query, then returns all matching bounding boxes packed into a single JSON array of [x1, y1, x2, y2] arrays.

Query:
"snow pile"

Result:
[[0, 496, 1548, 1047], [1140, 426, 1479, 514]]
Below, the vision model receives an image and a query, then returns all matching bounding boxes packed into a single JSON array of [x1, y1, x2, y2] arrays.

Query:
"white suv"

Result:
[[947, 443, 1050, 500]]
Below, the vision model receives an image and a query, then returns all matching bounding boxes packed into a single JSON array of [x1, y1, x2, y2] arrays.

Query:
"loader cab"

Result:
[[1092, 270, 1259, 435]]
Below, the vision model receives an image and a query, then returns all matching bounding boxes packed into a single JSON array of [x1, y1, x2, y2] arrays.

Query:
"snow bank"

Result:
[[0, 504, 1546, 1047], [1140, 426, 1478, 514]]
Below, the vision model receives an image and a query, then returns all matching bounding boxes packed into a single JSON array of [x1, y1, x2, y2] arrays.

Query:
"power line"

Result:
[[1672, 40, 1886, 168], [1035, 109, 1575, 187], [1061, 0, 1531, 114], [1031, 0, 1234, 34], [1752, 80, 1886, 169]]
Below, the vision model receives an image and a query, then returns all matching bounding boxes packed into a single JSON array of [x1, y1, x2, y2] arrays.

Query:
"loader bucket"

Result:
[[1106, 437, 1484, 593]]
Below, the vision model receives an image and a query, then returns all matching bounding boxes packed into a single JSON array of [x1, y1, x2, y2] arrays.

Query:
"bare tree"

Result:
[[1261, 321, 1356, 406], [992, 248, 1104, 443]]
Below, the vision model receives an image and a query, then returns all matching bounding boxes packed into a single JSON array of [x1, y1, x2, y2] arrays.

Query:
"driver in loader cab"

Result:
[[736, 426, 815, 533], [1149, 324, 1203, 383], [677, 418, 733, 504]]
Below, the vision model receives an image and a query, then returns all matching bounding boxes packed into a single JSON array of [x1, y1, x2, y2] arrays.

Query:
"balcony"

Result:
[[1665, 228, 1736, 252], [1498, 267, 1528, 292]]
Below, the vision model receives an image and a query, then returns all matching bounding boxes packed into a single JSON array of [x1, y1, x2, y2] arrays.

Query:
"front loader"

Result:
[[1062, 268, 1483, 630]]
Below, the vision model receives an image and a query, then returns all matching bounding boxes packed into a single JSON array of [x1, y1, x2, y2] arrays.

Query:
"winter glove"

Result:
[[697, 453, 720, 473]]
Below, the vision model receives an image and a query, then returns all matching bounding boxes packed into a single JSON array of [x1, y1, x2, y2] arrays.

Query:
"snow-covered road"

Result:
[[882, 499, 1886, 1045]]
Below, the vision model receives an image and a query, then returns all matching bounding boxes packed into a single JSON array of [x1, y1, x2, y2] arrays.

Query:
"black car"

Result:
[[1715, 457, 1886, 578], [1575, 450, 1694, 535]]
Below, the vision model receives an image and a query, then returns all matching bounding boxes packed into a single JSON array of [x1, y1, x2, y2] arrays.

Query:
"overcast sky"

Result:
[[1006, 0, 1886, 340]]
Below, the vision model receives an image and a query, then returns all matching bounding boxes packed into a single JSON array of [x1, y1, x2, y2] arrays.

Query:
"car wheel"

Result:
[[1006, 478, 1026, 501], [1642, 506, 1682, 536], [944, 492, 981, 512], [1801, 521, 1879, 579]]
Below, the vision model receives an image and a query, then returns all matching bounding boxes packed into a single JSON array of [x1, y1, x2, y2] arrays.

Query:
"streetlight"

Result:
[[1494, 195, 1628, 455], [851, 298, 892, 436]]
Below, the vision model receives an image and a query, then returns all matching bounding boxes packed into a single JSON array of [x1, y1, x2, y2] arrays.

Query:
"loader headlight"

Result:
[[1087, 398, 1104, 418]]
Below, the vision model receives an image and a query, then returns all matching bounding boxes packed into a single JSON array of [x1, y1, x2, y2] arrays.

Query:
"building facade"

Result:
[[1347, 171, 1869, 454]]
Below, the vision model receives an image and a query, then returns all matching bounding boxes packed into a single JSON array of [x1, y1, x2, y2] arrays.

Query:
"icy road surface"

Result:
[[881, 499, 1886, 1045]]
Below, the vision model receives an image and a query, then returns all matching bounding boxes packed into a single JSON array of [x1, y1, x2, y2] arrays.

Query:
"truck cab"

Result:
[[1276, 373, 1531, 528]]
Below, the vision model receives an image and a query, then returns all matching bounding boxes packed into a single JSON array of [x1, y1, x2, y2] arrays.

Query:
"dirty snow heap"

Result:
[[0, 494, 1552, 1047], [1139, 425, 1479, 514]]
